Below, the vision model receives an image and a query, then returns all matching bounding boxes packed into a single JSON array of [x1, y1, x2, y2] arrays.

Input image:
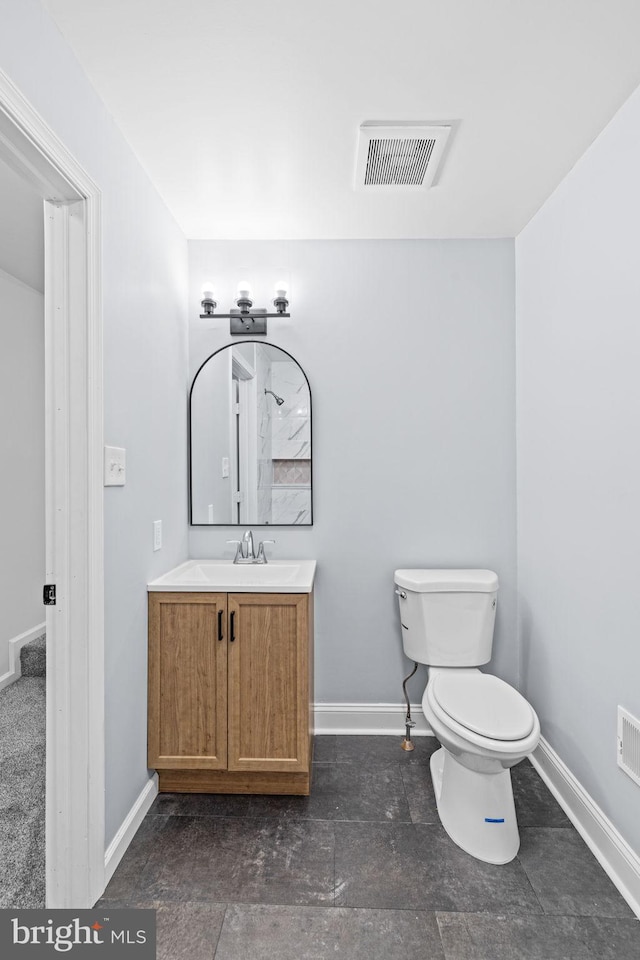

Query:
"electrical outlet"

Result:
[[153, 520, 162, 551]]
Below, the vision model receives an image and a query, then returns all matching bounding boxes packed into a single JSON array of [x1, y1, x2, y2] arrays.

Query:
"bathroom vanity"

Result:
[[147, 560, 315, 795]]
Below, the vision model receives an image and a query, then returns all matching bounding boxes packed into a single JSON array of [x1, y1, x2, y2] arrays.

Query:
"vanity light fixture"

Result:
[[200, 279, 290, 335]]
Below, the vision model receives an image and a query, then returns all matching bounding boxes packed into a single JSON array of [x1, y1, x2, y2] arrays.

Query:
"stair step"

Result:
[[20, 634, 46, 677]]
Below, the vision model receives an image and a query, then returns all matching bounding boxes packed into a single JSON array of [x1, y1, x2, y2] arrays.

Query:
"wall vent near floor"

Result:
[[355, 122, 452, 192], [617, 706, 640, 787]]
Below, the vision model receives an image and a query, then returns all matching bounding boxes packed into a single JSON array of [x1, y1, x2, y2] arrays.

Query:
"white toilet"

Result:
[[394, 568, 540, 864]]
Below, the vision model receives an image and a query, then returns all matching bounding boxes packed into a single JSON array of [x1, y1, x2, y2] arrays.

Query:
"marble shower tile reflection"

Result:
[[256, 458, 273, 524], [271, 488, 311, 524], [271, 360, 310, 459], [272, 361, 310, 414], [271, 418, 311, 459]]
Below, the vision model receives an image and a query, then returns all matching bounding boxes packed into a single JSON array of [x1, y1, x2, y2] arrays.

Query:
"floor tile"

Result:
[[150, 792, 253, 818], [90, 900, 227, 959], [313, 736, 337, 763], [214, 903, 445, 960], [517, 828, 635, 918], [247, 762, 411, 822], [154, 901, 227, 960], [334, 821, 543, 914], [511, 761, 571, 828], [101, 816, 170, 901], [136, 816, 335, 906], [96, 738, 639, 960], [401, 761, 440, 823], [335, 734, 439, 765], [436, 911, 640, 960]]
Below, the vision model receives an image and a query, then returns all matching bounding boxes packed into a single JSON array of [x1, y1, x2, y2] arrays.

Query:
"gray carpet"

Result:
[[0, 639, 46, 907], [20, 634, 46, 677]]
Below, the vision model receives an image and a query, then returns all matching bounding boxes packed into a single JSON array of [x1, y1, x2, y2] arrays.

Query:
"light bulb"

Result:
[[274, 280, 288, 300], [201, 281, 215, 301], [237, 280, 252, 301]]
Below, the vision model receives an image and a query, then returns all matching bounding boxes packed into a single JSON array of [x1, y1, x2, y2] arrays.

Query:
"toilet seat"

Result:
[[431, 672, 534, 740], [425, 671, 538, 754]]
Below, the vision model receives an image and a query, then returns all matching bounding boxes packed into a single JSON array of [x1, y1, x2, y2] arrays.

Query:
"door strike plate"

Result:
[[43, 584, 56, 605]]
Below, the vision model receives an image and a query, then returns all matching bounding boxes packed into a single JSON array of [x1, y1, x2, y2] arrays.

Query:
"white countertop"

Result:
[[148, 559, 316, 593]]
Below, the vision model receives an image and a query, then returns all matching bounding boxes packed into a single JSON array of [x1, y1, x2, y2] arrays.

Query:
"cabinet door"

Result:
[[227, 593, 309, 772], [148, 592, 228, 770]]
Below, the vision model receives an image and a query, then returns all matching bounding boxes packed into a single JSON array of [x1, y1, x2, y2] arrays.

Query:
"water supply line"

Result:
[[400, 661, 419, 751]]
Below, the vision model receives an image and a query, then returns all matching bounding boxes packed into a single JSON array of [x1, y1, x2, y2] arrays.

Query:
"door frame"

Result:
[[231, 349, 257, 524], [0, 69, 104, 907]]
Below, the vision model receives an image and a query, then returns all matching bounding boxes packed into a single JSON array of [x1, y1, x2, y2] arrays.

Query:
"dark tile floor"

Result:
[[97, 736, 640, 959]]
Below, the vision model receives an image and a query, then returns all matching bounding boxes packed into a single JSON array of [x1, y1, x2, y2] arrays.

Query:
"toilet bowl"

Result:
[[423, 667, 540, 863], [394, 568, 540, 864]]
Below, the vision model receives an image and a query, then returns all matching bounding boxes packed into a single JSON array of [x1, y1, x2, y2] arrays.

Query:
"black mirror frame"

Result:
[[188, 340, 313, 526]]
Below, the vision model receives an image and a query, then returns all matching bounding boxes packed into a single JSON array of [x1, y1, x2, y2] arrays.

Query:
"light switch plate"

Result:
[[153, 520, 162, 551], [104, 446, 126, 486]]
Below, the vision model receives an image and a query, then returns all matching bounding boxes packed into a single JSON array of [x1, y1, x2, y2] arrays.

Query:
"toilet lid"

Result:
[[431, 672, 535, 741]]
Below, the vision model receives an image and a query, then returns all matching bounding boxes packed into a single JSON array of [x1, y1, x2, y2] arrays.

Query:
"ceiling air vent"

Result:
[[355, 122, 452, 192]]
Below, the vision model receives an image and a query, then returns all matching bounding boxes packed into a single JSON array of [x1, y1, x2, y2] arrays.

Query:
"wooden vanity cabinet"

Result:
[[148, 590, 313, 795]]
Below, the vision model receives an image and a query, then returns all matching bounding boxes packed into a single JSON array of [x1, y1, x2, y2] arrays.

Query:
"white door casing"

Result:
[[0, 68, 104, 908]]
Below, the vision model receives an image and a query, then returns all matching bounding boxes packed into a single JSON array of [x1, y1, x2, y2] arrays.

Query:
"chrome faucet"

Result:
[[228, 530, 275, 564], [241, 528, 255, 560]]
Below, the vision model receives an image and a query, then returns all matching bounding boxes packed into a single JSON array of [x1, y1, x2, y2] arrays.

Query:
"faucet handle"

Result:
[[226, 539, 242, 563], [256, 539, 275, 563]]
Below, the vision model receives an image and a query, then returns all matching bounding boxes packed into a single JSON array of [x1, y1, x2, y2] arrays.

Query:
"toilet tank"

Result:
[[394, 569, 498, 666]]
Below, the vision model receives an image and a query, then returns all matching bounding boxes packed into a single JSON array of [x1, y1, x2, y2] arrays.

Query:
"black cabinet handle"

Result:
[[230, 610, 236, 642], [217, 609, 224, 642]]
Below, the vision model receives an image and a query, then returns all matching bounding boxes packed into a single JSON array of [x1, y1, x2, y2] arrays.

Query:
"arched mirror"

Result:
[[189, 342, 312, 525]]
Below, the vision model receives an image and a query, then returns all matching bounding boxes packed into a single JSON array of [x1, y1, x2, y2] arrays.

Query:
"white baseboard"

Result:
[[104, 774, 159, 887], [531, 737, 640, 919], [0, 622, 46, 692], [314, 702, 433, 737]]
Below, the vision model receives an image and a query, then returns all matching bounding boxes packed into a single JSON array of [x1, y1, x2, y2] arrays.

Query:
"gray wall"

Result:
[[516, 85, 640, 854], [0, 155, 44, 678], [0, 269, 43, 676], [0, 0, 189, 846], [189, 239, 517, 703], [0, 155, 43, 292]]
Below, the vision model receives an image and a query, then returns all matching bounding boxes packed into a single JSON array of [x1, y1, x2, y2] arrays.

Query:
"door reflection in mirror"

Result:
[[190, 342, 312, 525]]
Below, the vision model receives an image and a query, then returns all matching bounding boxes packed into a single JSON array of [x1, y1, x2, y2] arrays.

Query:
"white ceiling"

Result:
[[44, 0, 640, 240]]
